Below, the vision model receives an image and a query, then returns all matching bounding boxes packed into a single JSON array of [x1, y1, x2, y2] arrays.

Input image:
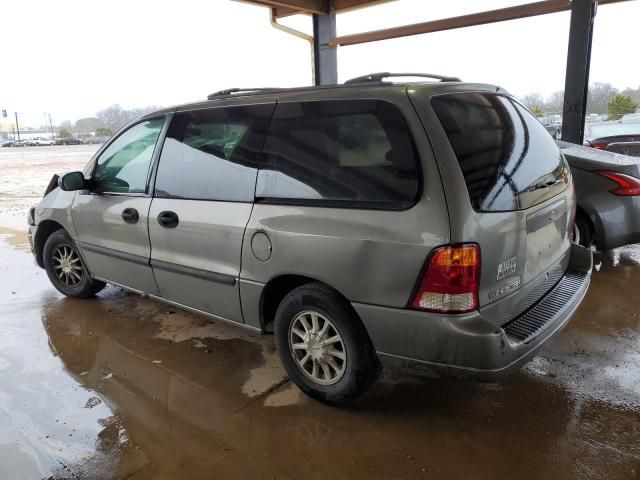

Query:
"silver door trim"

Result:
[[79, 242, 149, 266], [83, 243, 237, 286], [238, 278, 265, 287], [150, 259, 236, 286]]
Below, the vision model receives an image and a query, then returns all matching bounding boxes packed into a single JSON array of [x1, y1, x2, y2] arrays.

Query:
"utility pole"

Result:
[[45, 112, 54, 139], [14, 112, 20, 142]]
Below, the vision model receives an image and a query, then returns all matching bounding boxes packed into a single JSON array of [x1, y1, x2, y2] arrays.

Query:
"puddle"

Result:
[[148, 307, 288, 398], [0, 149, 639, 479], [0, 226, 29, 250]]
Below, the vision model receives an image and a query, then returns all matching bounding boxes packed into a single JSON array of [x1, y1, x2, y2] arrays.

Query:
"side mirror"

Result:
[[58, 171, 86, 191]]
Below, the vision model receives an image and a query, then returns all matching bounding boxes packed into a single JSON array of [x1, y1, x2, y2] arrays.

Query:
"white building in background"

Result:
[[0, 119, 53, 140]]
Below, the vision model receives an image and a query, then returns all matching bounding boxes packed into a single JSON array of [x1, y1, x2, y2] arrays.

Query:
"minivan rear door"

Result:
[[413, 89, 574, 325], [148, 102, 275, 324]]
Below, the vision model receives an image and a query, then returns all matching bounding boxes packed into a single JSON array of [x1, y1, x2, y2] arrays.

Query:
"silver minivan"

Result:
[[28, 75, 592, 405]]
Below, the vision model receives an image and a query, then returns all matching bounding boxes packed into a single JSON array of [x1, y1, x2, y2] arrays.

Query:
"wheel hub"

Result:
[[306, 335, 325, 361], [61, 258, 72, 273]]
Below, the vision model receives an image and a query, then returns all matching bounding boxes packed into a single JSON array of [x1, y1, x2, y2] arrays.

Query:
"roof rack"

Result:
[[344, 72, 461, 85], [206, 87, 283, 100]]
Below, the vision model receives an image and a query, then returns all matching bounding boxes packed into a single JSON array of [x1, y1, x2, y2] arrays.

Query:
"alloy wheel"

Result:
[[288, 310, 347, 385], [51, 244, 83, 287]]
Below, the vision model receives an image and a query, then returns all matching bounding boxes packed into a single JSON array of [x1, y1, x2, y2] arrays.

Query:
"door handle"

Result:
[[121, 208, 139, 224], [157, 211, 179, 228]]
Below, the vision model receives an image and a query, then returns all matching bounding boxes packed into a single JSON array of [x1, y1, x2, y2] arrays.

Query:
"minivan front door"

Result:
[[72, 117, 167, 294], [148, 103, 275, 322]]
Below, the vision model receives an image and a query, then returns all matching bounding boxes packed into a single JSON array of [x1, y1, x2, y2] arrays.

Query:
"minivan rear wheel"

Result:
[[274, 283, 380, 405], [43, 229, 105, 298]]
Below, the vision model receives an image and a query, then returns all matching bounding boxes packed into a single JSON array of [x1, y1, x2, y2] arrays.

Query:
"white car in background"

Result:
[[26, 137, 55, 146]]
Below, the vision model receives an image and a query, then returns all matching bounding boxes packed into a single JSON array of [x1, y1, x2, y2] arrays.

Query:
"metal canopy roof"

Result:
[[237, 0, 634, 144], [238, 0, 394, 17]]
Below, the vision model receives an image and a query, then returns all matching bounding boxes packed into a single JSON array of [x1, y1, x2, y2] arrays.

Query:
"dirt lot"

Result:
[[0, 146, 638, 479]]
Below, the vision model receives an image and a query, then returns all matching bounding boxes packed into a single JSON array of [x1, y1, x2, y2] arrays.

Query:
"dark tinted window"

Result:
[[431, 93, 569, 212], [256, 100, 420, 209], [154, 104, 275, 201]]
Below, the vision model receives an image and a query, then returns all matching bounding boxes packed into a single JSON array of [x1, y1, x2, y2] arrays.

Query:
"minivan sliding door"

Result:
[[148, 103, 275, 323]]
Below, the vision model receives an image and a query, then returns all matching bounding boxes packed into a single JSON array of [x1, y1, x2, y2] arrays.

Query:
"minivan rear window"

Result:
[[256, 100, 420, 209], [431, 93, 568, 212]]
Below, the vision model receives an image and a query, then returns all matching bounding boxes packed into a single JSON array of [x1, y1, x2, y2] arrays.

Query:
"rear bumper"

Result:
[[354, 243, 592, 380]]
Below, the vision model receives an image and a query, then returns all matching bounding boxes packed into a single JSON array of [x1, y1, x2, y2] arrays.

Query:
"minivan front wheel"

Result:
[[43, 229, 105, 298], [274, 283, 380, 405]]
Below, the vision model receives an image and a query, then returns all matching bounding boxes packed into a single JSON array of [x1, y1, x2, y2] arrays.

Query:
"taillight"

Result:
[[591, 142, 609, 150], [410, 244, 481, 314], [598, 171, 640, 196]]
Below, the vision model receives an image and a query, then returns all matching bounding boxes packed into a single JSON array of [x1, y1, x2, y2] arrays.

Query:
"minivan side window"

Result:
[[154, 104, 275, 202], [256, 100, 420, 209], [93, 117, 165, 194]]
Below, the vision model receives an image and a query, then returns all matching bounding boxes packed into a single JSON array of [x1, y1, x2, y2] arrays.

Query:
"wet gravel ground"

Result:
[[0, 146, 638, 479]]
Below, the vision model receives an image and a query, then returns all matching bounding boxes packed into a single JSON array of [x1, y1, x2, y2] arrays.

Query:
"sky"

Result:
[[0, 0, 638, 128]]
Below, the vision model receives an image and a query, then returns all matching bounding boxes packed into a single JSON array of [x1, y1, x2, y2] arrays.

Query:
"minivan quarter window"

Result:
[[256, 100, 421, 209], [93, 117, 166, 194], [154, 104, 275, 202]]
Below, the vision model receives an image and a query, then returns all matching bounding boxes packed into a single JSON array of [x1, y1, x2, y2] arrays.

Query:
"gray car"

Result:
[[27, 74, 592, 405], [539, 116, 561, 139], [559, 141, 640, 250], [584, 121, 640, 157]]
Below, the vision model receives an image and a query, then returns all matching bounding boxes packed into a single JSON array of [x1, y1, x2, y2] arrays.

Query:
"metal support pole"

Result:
[[14, 112, 21, 142], [312, 12, 338, 85], [561, 0, 597, 144]]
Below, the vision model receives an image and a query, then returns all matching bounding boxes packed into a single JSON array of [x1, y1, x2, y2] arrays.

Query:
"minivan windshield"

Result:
[[431, 92, 569, 212]]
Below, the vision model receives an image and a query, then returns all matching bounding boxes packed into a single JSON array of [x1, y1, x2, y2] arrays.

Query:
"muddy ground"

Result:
[[0, 145, 638, 479]]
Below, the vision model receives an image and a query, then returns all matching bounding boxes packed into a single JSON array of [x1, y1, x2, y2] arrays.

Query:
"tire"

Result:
[[274, 283, 381, 406], [43, 229, 105, 298], [574, 213, 595, 249]]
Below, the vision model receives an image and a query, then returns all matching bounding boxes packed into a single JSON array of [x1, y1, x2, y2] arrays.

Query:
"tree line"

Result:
[[50, 83, 640, 138], [56, 104, 161, 138], [521, 83, 639, 120]]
